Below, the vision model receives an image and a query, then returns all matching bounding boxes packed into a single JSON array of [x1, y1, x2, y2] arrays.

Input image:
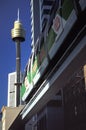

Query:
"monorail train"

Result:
[[20, 0, 86, 102]]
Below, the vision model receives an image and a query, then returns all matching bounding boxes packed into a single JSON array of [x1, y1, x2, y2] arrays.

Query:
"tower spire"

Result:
[[11, 9, 25, 106], [17, 8, 20, 21]]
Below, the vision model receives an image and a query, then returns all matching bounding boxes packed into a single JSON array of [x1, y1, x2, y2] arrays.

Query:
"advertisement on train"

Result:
[[20, 0, 74, 101]]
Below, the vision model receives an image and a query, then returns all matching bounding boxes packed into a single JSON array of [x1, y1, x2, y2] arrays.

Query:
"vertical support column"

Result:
[[16, 41, 21, 84], [15, 41, 21, 106]]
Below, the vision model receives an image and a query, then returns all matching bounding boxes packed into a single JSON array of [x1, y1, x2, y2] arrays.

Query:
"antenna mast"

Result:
[[17, 8, 20, 21]]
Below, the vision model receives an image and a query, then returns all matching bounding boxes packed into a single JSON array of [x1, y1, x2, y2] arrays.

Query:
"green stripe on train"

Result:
[[20, 83, 26, 98]]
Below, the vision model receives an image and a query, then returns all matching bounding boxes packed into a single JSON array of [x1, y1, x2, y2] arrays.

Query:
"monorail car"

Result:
[[20, 0, 86, 101]]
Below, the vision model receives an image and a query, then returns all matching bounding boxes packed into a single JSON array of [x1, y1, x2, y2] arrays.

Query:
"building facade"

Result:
[[25, 65, 86, 130], [30, 0, 57, 48], [39, 0, 57, 31], [7, 72, 23, 107], [22, 0, 86, 129], [1, 106, 24, 130], [30, 0, 41, 48]]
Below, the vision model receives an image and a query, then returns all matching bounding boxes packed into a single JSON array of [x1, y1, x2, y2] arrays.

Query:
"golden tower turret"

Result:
[[11, 9, 25, 42]]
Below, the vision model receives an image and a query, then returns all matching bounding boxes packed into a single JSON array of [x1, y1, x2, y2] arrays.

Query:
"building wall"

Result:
[[40, 0, 56, 30], [63, 66, 86, 130], [35, 94, 64, 130], [47, 101, 64, 130], [25, 94, 64, 130], [30, 0, 57, 47], [7, 72, 23, 107], [25, 65, 86, 130], [1, 106, 24, 130], [7, 72, 16, 107], [30, 0, 41, 47]]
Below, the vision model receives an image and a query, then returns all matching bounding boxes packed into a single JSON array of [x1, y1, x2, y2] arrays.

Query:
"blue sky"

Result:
[[0, 0, 31, 110]]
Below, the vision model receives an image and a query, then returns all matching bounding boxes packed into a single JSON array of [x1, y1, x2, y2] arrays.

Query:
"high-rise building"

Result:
[[7, 72, 16, 107], [7, 72, 23, 107], [30, 0, 56, 48], [40, 0, 56, 31], [30, 0, 40, 48]]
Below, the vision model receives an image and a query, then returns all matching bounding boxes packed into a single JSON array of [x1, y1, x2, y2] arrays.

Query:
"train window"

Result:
[[39, 36, 46, 64]]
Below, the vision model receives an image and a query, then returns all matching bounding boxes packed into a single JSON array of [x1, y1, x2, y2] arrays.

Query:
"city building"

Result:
[[30, 0, 57, 48], [7, 72, 23, 107], [25, 64, 86, 130], [30, 0, 41, 48], [25, 92, 63, 130], [63, 66, 86, 130], [1, 106, 24, 130], [39, 0, 57, 31]]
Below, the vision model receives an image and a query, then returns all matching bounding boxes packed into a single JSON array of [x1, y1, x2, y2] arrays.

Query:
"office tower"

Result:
[[7, 72, 23, 107], [30, 0, 41, 48], [40, 0, 56, 30], [7, 72, 16, 107], [30, 0, 56, 47]]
